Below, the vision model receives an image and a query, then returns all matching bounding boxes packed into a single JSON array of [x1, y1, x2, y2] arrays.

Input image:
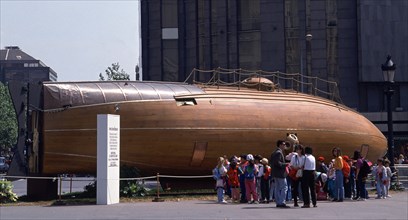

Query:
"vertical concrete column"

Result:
[[97, 114, 120, 205]]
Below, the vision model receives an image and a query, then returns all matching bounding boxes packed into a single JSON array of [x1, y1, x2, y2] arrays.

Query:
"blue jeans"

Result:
[[269, 179, 275, 201], [357, 176, 367, 199], [273, 177, 288, 206], [240, 176, 246, 202], [286, 176, 292, 201], [376, 180, 386, 198], [217, 187, 224, 202], [334, 170, 344, 200]]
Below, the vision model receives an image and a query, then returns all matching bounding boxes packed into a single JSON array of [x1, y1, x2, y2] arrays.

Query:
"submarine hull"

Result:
[[39, 82, 386, 176]]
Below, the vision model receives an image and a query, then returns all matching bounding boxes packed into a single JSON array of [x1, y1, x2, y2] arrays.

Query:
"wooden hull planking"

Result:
[[41, 86, 386, 176]]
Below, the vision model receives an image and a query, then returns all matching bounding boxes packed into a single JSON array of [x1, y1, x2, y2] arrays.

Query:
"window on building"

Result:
[[361, 83, 401, 112], [238, 0, 260, 31], [238, 0, 261, 69], [239, 32, 261, 69], [163, 39, 179, 81], [162, 0, 178, 28]]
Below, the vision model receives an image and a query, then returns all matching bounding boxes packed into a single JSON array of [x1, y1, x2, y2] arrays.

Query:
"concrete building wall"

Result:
[[358, 0, 408, 83], [140, 0, 407, 142]]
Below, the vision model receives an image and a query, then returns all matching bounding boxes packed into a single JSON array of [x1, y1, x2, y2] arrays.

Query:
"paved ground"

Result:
[[1, 191, 407, 220]]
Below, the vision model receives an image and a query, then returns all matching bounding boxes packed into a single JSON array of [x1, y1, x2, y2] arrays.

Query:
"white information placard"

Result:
[[97, 114, 120, 205]]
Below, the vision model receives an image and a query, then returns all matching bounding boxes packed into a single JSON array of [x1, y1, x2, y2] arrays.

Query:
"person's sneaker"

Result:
[[301, 205, 310, 208], [253, 201, 259, 204], [357, 198, 366, 201], [375, 196, 382, 199], [276, 204, 290, 208], [386, 195, 392, 198]]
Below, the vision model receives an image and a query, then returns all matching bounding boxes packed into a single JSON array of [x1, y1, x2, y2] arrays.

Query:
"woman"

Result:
[[289, 144, 305, 207], [332, 147, 344, 202]]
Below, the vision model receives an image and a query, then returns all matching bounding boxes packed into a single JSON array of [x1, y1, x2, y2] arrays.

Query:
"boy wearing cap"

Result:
[[244, 154, 259, 204], [316, 156, 328, 174]]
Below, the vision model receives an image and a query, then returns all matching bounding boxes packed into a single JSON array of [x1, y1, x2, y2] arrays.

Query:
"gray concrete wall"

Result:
[[358, 0, 408, 82]]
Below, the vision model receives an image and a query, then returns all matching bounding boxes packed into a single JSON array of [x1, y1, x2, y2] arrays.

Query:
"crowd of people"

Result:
[[212, 140, 396, 208]]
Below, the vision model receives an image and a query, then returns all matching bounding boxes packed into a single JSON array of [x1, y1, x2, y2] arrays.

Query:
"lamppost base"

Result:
[[152, 197, 165, 202], [53, 200, 67, 206]]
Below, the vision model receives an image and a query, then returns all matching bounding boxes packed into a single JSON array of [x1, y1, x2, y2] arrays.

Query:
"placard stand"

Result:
[[97, 114, 120, 205]]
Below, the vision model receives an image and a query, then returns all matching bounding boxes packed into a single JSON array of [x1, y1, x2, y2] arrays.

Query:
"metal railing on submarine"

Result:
[[185, 68, 343, 104]]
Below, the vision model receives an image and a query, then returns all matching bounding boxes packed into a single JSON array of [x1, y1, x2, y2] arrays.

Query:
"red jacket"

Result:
[[227, 167, 240, 187]]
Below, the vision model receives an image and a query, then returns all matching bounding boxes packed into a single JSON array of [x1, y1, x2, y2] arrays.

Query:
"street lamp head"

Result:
[[381, 55, 396, 82], [306, 34, 313, 41]]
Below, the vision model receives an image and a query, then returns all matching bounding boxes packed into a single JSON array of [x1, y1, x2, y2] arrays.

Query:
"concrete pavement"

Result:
[[1, 191, 407, 220]]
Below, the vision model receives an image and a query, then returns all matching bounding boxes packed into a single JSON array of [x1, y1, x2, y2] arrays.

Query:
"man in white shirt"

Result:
[[301, 146, 316, 208]]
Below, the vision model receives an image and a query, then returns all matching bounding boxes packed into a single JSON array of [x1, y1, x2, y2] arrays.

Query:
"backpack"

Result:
[[342, 158, 350, 178], [244, 165, 256, 180], [359, 159, 371, 178], [212, 167, 221, 180], [263, 165, 271, 180]]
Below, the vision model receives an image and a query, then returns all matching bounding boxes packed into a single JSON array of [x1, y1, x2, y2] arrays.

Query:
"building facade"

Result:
[[0, 46, 58, 84], [141, 0, 407, 153]]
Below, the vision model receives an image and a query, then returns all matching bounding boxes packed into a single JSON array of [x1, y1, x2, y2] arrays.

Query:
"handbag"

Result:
[[284, 164, 290, 177], [296, 155, 307, 178], [296, 169, 303, 178], [289, 167, 299, 180]]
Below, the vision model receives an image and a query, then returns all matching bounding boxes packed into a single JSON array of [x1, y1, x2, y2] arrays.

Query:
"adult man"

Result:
[[270, 140, 290, 208], [301, 146, 317, 208]]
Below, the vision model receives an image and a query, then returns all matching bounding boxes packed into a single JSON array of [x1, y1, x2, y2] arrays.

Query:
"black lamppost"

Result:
[[305, 33, 313, 94], [381, 55, 396, 172]]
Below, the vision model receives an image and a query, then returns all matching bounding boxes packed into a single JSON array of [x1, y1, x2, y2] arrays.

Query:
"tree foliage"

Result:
[[0, 83, 17, 153], [0, 180, 18, 203], [99, 62, 130, 81]]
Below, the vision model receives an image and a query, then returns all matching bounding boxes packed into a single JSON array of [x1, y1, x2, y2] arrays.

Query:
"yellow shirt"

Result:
[[334, 156, 343, 170]]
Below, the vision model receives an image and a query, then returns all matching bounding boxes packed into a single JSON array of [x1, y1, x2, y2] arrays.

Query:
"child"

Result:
[[227, 159, 241, 203], [326, 160, 336, 200], [259, 158, 271, 203], [374, 158, 387, 199], [384, 160, 393, 198], [244, 154, 259, 204], [213, 157, 228, 203]]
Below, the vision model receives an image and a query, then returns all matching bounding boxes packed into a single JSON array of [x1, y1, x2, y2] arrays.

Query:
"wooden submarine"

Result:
[[9, 69, 387, 180], [9, 69, 387, 178]]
